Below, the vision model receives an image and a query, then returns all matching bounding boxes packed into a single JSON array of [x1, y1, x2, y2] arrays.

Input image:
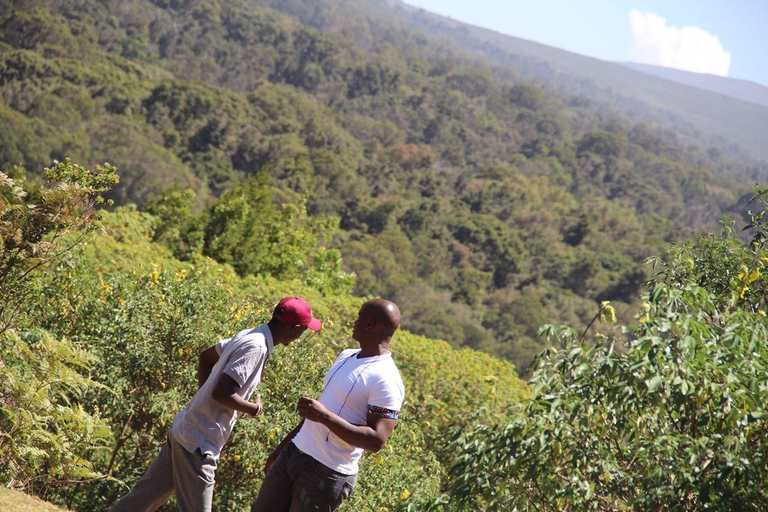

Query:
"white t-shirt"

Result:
[[171, 324, 273, 458], [292, 348, 405, 475]]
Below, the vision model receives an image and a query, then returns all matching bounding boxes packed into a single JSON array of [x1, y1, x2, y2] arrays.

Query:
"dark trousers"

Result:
[[251, 442, 357, 512]]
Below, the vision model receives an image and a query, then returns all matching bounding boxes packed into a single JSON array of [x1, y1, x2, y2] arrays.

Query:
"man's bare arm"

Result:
[[211, 373, 263, 417], [297, 397, 397, 452], [198, 345, 220, 388]]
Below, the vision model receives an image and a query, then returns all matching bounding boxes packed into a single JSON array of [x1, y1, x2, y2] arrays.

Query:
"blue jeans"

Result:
[[251, 442, 357, 512]]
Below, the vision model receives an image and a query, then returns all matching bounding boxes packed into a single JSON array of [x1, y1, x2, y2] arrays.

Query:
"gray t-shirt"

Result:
[[171, 324, 273, 458]]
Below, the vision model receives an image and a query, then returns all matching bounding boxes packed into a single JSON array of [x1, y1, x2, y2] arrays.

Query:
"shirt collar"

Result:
[[259, 323, 275, 357]]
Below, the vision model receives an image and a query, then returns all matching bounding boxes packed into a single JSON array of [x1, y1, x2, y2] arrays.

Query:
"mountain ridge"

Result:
[[396, 1, 768, 162], [620, 61, 768, 109]]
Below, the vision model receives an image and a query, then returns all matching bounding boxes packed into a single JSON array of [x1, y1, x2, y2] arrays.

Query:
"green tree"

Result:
[[0, 159, 118, 497], [0, 158, 118, 333], [439, 187, 768, 510]]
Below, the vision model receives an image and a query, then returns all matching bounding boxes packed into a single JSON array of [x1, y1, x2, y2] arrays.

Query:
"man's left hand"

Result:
[[248, 394, 263, 418], [297, 397, 329, 423]]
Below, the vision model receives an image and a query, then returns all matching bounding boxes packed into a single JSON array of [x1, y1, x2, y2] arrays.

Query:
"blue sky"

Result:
[[403, 0, 768, 87]]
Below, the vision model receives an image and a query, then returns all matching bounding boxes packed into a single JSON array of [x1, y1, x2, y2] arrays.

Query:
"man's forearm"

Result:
[[320, 414, 385, 452], [197, 346, 220, 387], [214, 393, 261, 417]]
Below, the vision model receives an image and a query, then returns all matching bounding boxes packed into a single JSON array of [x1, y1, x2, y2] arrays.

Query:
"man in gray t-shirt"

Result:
[[110, 297, 321, 512]]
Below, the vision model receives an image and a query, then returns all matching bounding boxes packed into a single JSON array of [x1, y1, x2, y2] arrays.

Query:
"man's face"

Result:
[[351, 305, 369, 342], [287, 325, 309, 344]]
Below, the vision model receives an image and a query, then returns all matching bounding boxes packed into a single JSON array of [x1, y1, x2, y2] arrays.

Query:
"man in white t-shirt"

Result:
[[110, 297, 321, 512], [251, 299, 405, 512]]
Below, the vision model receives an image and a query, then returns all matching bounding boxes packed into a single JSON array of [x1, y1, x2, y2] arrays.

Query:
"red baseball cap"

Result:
[[273, 297, 322, 331]]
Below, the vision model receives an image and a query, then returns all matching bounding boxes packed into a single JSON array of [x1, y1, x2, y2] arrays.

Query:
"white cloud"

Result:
[[629, 10, 731, 76]]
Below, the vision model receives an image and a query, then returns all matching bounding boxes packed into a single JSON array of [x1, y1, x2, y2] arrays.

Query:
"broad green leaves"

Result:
[[435, 190, 768, 511]]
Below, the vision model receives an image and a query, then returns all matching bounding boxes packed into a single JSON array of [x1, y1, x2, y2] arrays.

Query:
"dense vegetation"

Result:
[[2, 0, 762, 373], [1, 161, 528, 510], [4, 3, 768, 508], [439, 188, 768, 510], [6, 161, 768, 511]]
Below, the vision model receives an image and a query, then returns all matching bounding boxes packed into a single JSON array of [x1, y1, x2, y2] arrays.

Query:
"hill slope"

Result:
[[0, 0, 763, 373], [396, 1, 768, 162], [0, 488, 67, 512], [621, 62, 768, 109]]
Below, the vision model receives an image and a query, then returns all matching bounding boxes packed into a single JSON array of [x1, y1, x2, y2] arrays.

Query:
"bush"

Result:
[[437, 187, 768, 511], [0, 159, 117, 498]]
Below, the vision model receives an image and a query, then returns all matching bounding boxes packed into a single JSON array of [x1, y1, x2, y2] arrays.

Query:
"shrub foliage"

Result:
[[440, 187, 768, 510]]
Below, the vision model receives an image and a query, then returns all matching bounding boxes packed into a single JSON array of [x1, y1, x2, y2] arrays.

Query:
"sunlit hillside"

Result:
[[2, 0, 763, 374], [4, 0, 768, 509]]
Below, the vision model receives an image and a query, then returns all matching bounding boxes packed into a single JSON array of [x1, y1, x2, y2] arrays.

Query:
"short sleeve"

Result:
[[223, 341, 264, 388], [367, 370, 405, 419], [215, 338, 231, 356]]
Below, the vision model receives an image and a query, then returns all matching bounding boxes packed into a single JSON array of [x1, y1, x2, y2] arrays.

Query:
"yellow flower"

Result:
[[600, 302, 616, 323], [234, 455, 241, 462], [739, 285, 749, 299], [400, 490, 410, 500], [177, 348, 184, 357], [150, 270, 160, 284], [749, 269, 761, 283]]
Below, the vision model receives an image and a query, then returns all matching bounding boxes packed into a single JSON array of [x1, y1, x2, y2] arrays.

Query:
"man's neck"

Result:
[[357, 342, 390, 358]]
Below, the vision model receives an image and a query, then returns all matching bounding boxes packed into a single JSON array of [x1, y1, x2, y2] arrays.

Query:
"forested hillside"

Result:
[[0, 0, 761, 373], [5, 1, 768, 510], [399, 0, 768, 162], [5, 162, 768, 511]]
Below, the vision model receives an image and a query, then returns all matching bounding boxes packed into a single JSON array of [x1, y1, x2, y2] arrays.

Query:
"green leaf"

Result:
[[646, 375, 663, 392]]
